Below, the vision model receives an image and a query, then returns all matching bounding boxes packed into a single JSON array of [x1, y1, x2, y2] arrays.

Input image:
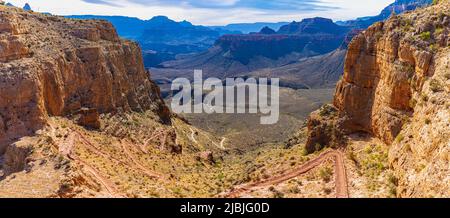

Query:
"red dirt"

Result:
[[225, 150, 349, 198]]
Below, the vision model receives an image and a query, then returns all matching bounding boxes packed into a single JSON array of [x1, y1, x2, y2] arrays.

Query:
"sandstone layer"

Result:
[[0, 6, 169, 153], [307, 1, 449, 197]]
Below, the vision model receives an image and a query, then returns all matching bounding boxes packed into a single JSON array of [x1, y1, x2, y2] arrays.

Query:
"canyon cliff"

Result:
[[0, 6, 170, 154], [307, 0, 449, 197], [0, 6, 227, 197]]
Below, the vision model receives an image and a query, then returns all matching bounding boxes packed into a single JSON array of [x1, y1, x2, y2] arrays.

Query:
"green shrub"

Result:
[[319, 167, 333, 183], [421, 94, 429, 102], [430, 79, 443, 92], [429, 44, 438, 52], [435, 27, 444, 35], [396, 134, 405, 143], [420, 31, 431, 41], [319, 104, 336, 117]]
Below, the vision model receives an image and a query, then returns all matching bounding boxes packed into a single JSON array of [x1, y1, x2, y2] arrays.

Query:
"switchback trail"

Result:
[[69, 128, 164, 180], [224, 150, 349, 198]]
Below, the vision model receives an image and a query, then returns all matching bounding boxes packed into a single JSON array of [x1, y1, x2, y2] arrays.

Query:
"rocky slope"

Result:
[[0, 6, 229, 197], [307, 0, 450, 197], [0, 6, 172, 155]]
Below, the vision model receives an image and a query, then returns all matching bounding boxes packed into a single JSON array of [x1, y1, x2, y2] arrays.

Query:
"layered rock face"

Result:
[[308, 1, 449, 197], [0, 6, 169, 153], [216, 17, 350, 64], [334, 2, 449, 144]]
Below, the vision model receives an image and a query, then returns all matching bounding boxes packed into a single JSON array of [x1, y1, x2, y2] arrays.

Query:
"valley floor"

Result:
[[176, 88, 335, 148]]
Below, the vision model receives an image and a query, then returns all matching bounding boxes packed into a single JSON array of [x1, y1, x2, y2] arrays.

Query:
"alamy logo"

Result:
[[171, 70, 280, 125]]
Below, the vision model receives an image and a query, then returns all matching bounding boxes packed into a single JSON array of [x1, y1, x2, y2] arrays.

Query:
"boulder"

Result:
[[76, 108, 100, 129]]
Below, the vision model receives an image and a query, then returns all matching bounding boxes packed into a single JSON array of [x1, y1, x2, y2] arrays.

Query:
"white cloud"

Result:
[[6, 0, 394, 25]]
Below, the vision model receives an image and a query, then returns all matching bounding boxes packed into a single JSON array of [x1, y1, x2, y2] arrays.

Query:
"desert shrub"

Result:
[[375, 32, 384, 40], [435, 27, 444, 35], [396, 134, 405, 143], [442, 73, 450, 81], [389, 186, 397, 197], [388, 173, 399, 186], [409, 98, 417, 108], [429, 44, 438, 52], [313, 143, 325, 153], [420, 31, 431, 41], [430, 79, 443, 92], [421, 93, 429, 102], [319, 104, 336, 117], [319, 167, 333, 183], [288, 185, 301, 194], [348, 149, 359, 166], [323, 187, 333, 195]]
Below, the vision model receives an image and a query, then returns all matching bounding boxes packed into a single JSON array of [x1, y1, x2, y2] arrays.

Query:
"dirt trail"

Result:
[[225, 150, 349, 198], [68, 154, 123, 198], [121, 142, 163, 179], [189, 128, 199, 144], [190, 127, 228, 150], [70, 128, 164, 180], [219, 137, 227, 150]]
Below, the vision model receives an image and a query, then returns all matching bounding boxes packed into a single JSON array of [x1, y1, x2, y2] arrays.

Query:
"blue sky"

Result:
[[7, 0, 394, 25]]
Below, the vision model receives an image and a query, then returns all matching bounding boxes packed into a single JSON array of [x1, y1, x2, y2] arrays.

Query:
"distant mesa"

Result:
[[258, 26, 276, 35], [209, 22, 289, 34], [278, 17, 348, 35]]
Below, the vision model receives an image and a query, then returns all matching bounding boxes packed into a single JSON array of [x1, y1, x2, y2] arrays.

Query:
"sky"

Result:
[[7, 0, 395, 25]]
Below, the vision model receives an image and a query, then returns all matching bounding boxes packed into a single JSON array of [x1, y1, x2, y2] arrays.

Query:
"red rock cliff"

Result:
[[0, 6, 169, 153], [307, 1, 449, 197]]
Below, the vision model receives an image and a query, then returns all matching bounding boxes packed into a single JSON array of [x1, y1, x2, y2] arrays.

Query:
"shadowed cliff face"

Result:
[[0, 6, 169, 153]]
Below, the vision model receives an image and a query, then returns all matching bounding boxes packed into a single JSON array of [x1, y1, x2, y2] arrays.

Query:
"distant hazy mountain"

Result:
[[213, 18, 350, 65], [209, 22, 290, 34], [278, 17, 349, 35], [257, 26, 277, 35], [155, 18, 350, 81], [67, 15, 238, 67], [337, 0, 433, 28], [245, 29, 361, 89]]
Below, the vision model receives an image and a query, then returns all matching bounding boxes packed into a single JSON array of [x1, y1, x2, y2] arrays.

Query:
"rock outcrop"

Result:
[[307, 0, 450, 197], [0, 6, 169, 153], [75, 108, 101, 129], [334, 2, 449, 144], [2, 137, 33, 177]]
